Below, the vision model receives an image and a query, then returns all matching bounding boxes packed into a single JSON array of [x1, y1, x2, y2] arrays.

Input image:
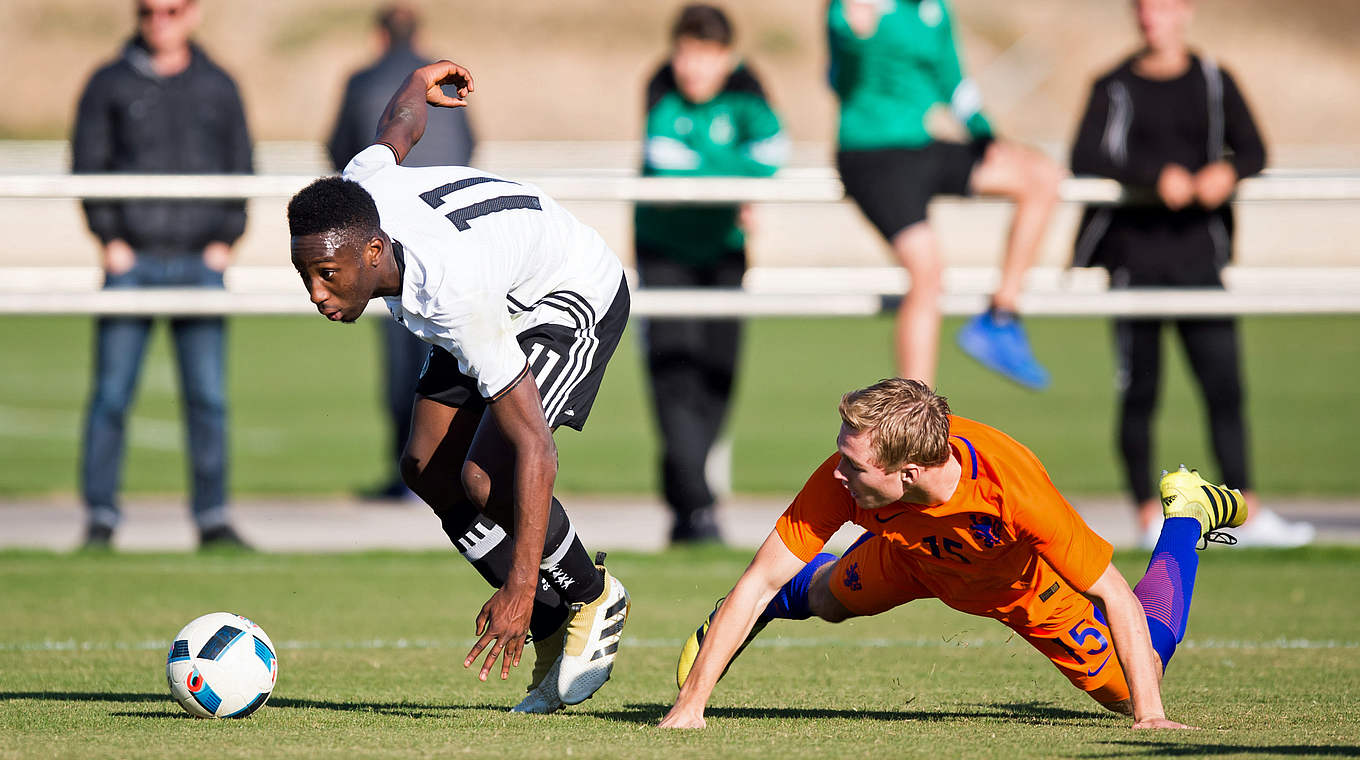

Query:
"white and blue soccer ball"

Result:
[[165, 612, 278, 719]]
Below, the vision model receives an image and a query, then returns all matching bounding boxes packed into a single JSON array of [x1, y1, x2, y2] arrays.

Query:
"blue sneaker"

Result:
[[956, 310, 1050, 390]]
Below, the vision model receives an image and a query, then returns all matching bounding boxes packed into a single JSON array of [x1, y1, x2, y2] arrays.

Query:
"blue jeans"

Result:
[[82, 253, 229, 531]]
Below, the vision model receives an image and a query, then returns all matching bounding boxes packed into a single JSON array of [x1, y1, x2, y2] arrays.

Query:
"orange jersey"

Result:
[[775, 416, 1113, 629]]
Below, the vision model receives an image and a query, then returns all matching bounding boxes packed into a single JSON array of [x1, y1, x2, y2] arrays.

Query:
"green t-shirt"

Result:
[[828, 0, 992, 150], [634, 63, 786, 265]]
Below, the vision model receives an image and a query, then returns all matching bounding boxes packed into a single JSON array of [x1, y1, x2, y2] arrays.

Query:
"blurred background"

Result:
[[1, 0, 1357, 549]]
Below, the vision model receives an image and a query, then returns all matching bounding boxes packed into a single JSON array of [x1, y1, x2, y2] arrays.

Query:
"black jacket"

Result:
[[327, 44, 475, 171], [71, 38, 253, 253], [1070, 54, 1266, 286]]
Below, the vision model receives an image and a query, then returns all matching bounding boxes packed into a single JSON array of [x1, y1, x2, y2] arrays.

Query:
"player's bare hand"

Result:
[[1194, 160, 1238, 209], [659, 706, 707, 729], [417, 60, 474, 107], [1157, 163, 1195, 210], [463, 584, 532, 681], [1133, 716, 1197, 730]]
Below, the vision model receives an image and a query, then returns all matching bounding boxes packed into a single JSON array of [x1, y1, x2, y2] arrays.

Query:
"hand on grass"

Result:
[[1133, 716, 1197, 730], [463, 584, 532, 681], [659, 706, 707, 729]]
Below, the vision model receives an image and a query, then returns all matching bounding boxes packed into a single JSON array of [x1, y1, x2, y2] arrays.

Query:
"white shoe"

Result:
[[1230, 508, 1315, 548], [509, 654, 564, 714], [1138, 514, 1165, 550], [557, 563, 630, 705]]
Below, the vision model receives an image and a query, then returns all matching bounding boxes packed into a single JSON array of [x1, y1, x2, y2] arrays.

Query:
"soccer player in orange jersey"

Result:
[[660, 378, 1246, 730]]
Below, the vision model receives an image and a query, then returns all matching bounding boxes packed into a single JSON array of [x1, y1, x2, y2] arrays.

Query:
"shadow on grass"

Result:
[[1083, 740, 1360, 758], [0, 692, 508, 720], [595, 700, 1116, 726]]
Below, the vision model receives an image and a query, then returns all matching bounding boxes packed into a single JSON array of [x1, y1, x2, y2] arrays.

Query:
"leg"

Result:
[[887, 222, 945, 383], [1115, 318, 1164, 534], [80, 313, 155, 535], [1176, 319, 1249, 491], [169, 315, 230, 534], [770, 531, 919, 624], [401, 395, 572, 641], [460, 410, 605, 605], [1016, 601, 1136, 715], [637, 247, 726, 539], [966, 141, 1063, 312], [380, 321, 428, 493]]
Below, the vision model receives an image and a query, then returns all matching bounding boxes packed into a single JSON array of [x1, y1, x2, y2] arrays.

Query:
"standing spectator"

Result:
[[72, 0, 252, 549], [636, 4, 787, 544], [327, 2, 476, 502], [1070, 0, 1313, 548], [827, 0, 1062, 388]]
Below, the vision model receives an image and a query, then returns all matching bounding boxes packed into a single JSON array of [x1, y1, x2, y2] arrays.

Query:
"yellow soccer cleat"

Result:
[[1158, 464, 1249, 546], [676, 597, 768, 689]]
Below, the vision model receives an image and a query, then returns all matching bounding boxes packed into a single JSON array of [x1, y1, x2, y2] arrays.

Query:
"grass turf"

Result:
[[1, 314, 1358, 499], [1, 546, 1358, 759]]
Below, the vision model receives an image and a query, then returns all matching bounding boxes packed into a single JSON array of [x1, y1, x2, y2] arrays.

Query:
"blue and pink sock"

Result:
[[1132, 516, 1202, 671], [761, 551, 838, 620]]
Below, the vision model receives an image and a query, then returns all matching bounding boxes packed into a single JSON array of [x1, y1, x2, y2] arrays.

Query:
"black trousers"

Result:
[[636, 244, 745, 518], [1114, 317, 1251, 503]]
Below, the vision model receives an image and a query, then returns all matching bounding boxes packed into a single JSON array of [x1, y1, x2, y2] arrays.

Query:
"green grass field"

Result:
[[2, 547, 1358, 759], [2, 314, 1358, 499]]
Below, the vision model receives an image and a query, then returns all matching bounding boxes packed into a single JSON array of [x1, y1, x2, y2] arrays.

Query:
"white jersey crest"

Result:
[[342, 144, 623, 399]]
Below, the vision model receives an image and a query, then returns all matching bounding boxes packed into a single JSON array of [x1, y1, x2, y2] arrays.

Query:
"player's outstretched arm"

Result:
[[373, 60, 475, 164], [660, 530, 807, 729], [1083, 564, 1196, 730], [462, 375, 556, 683]]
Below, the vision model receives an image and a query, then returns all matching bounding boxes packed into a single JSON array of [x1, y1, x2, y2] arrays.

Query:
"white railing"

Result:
[[1, 169, 1358, 204], [1, 170, 1357, 317]]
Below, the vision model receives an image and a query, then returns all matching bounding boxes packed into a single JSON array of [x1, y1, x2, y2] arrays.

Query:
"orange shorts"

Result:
[[828, 532, 1130, 705]]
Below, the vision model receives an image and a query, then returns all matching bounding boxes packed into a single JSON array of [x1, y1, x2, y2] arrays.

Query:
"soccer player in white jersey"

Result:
[[287, 61, 629, 713]]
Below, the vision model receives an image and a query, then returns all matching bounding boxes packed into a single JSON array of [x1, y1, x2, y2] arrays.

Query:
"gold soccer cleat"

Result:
[[1158, 465, 1249, 546], [676, 597, 769, 689]]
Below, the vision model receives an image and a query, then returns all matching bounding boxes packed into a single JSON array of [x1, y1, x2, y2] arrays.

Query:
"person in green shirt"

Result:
[[635, 3, 787, 544], [829, 0, 1061, 389]]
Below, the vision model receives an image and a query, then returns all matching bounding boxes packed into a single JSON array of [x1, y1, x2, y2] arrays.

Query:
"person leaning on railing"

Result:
[[634, 4, 788, 545], [1069, 0, 1312, 549], [70, 0, 253, 550]]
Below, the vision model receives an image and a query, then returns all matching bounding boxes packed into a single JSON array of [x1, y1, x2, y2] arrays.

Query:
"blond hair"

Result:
[[838, 378, 952, 469]]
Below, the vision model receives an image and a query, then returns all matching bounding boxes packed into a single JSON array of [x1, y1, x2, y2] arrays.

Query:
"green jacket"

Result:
[[828, 0, 992, 150], [634, 63, 786, 265]]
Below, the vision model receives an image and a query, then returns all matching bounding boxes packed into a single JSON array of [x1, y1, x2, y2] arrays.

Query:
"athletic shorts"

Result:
[[836, 140, 989, 241], [415, 277, 630, 431], [829, 532, 1131, 704]]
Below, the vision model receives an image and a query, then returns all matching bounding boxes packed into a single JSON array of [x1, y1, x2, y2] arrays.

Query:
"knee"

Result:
[[807, 568, 854, 623], [460, 458, 492, 509], [1025, 154, 1063, 203]]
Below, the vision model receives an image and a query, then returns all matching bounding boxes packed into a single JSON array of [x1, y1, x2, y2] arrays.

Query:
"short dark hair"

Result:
[[287, 177, 381, 243], [377, 3, 419, 48], [671, 3, 733, 46]]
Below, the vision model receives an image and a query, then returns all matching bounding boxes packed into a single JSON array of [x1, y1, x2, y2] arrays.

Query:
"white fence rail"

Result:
[[1, 170, 1358, 204], [1, 170, 1357, 317]]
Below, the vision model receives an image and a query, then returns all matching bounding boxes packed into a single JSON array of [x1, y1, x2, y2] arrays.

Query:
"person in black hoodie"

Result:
[[1070, 0, 1312, 549], [327, 3, 476, 503], [72, 0, 253, 549]]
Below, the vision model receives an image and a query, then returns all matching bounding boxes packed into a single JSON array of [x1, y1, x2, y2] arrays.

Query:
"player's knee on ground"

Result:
[[1102, 698, 1134, 716], [807, 563, 856, 623]]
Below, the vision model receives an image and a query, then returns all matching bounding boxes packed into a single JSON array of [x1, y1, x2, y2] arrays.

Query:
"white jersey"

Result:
[[342, 144, 624, 400]]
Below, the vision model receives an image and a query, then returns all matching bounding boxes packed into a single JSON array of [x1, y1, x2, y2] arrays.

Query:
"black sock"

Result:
[[442, 508, 569, 640], [540, 498, 605, 604]]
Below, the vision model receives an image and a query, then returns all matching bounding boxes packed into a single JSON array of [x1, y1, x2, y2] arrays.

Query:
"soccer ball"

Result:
[[165, 612, 278, 718]]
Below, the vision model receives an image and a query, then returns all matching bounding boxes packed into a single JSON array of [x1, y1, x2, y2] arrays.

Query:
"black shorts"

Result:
[[415, 277, 630, 431], [836, 140, 989, 241]]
